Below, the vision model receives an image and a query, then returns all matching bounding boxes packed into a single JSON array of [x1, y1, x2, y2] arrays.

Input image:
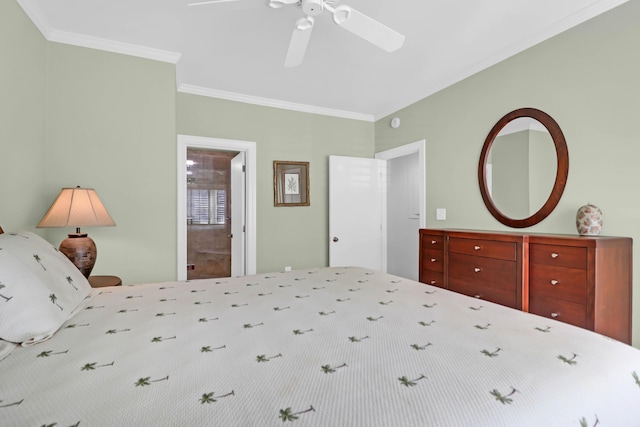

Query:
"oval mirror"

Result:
[[478, 108, 569, 228]]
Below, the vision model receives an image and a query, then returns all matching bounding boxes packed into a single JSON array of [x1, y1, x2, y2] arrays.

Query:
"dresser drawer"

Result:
[[448, 276, 517, 309], [449, 237, 516, 261], [529, 265, 587, 305], [419, 270, 445, 288], [421, 233, 444, 250], [530, 244, 587, 269], [529, 295, 587, 329], [421, 248, 444, 273], [448, 253, 517, 288]]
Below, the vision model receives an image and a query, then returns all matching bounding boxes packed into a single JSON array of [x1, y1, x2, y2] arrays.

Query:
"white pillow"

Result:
[[0, 231, 91, 345], [0, 339, 17, 360]]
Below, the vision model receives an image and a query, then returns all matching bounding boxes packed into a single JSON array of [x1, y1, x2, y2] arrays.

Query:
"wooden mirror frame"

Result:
[[478, 108, 569, 228]]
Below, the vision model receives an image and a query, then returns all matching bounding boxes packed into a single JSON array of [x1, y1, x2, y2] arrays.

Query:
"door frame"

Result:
[[375, 140, 427, 274], [230, 151, 246, 277], [177, 135, 257, 280]]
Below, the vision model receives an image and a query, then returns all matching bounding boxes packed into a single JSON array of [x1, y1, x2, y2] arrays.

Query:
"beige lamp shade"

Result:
[[37, 187, 116, 229], [37, 187, 115, 278]]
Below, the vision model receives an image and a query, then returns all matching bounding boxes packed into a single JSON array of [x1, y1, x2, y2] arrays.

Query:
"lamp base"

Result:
[[59, 233, 97, 278]]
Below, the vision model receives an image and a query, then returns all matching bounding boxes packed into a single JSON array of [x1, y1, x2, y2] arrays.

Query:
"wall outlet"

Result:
[[284, 266, 292, 272], [436, 208, 447, 220]]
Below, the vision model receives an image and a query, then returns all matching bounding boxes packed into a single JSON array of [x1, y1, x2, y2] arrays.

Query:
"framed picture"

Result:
[[273, 161, 310, 206]]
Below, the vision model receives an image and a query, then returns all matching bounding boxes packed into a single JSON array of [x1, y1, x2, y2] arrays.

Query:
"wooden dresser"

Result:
[[446, 230, 524, 310], [419, 229, 632, 344], [419, 229, 446, 288]]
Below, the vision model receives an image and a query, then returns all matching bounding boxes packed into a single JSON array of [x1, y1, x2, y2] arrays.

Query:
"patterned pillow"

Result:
[[0, 231, 92, 345], [0, 339, 16, 360]]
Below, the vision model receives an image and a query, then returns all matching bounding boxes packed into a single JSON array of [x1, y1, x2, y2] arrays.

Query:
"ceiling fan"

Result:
[[188, 0, 405, 67]]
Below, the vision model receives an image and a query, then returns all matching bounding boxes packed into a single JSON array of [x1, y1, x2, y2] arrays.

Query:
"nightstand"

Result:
[[88, 275, 122, 288]]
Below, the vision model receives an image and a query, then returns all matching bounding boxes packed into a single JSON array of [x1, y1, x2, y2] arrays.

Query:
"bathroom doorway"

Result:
[[177, 135, 256, 281], [186, 148, 241, 279]]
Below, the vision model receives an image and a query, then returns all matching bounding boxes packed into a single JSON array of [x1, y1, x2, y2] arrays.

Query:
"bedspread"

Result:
[[2, 267, 640, 426]]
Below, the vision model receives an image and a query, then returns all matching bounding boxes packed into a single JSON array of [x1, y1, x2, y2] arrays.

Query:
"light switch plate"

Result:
[[436, 208, 446, 220]]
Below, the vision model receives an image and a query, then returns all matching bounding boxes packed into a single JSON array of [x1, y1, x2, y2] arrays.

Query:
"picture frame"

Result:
[[273, 160, 310, 206]]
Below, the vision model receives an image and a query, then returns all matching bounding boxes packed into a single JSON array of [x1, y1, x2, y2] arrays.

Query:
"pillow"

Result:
[[0, 231, 92, 345], [0, 340, 17, 360], [0, 339, 17, 361]]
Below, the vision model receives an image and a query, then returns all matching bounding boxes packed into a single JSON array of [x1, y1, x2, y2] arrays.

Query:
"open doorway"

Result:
[[186, 149, 239, 279], [376, 140, 426, 280], [177, 135, 257, 281]]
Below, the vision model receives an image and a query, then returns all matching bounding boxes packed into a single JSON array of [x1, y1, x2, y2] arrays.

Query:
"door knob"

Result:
[[332, 237, 339, 242]]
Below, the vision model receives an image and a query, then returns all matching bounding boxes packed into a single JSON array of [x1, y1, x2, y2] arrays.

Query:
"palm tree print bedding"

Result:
[[2, 267, 640, 426]]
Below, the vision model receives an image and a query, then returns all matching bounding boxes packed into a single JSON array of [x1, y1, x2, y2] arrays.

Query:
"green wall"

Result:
[[0, 0, 47, 229], [177, 94, 373, 273], [1, 1, 178, 285], [44, 43, 177, 285], [374, 0, 640, 346]]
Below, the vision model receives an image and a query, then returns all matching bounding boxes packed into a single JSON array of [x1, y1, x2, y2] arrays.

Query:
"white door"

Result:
[[230, 152, 245, 276], [329, 155, 385, 270]]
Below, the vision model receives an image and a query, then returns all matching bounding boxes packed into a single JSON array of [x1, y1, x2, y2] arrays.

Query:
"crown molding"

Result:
[[48, 30, 181, 64], [17, 0, 180, 64], [178, 84, 374, 122]]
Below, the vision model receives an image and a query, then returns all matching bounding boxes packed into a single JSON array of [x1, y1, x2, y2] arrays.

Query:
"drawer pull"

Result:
[[551, 253, 559, 259], [431, 240, 437, 245], [474, 245, 481, 251], [474, 267, 482, 273], [550, 280, 559, 286], [429, 280, 436, 285], [550, 312, 560, 318], [430, 258, 437, 263]]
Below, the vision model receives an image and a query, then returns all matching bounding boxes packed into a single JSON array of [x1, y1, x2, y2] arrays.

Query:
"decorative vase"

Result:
[[576, 203, 603, 236]]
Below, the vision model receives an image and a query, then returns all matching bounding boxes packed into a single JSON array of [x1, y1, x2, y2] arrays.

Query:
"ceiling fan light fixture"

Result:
[[302, 0, 324, 16], [279, 0, 405, 67]]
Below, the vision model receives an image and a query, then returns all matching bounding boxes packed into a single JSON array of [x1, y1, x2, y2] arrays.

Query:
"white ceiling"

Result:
[[17, 0, 627, 121]]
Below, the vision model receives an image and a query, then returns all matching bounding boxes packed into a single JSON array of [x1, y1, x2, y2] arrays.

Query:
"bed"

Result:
[[1, 230, 640, 426]]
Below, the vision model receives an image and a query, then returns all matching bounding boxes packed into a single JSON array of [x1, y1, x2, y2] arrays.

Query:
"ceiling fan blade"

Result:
[[188, 0, 241, 6], [284, 16, 314, 68], [268, 0, 300, 9], [328, 5, 405, 52]]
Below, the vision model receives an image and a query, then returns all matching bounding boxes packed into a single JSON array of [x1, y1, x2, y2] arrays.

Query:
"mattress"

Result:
[[2, 266, 640, 426]]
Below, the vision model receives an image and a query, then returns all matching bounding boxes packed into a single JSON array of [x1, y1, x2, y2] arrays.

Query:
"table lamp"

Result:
[[37, 186, 115, 277]]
